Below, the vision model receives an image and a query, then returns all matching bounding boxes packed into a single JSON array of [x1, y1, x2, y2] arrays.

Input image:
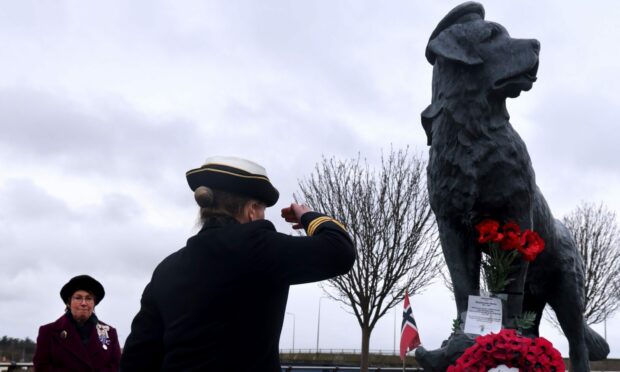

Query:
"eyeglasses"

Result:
[[71, 295, 95, 303]]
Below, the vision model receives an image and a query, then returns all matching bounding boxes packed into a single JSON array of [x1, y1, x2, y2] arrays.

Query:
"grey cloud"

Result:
[[0, 179, 75, 223], [216, 96, 376, 170], [529, 92, 620, 173], [0, 88, 204, 182], [98, 194, 144, 223], [0, 178, 182, 278]]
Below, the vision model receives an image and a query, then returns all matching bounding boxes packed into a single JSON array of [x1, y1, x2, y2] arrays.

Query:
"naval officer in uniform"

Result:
[[120, 156, 355, 371]]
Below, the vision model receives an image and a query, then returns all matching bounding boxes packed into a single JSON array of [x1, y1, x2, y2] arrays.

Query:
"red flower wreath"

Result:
[[447, 329, 565, 372]]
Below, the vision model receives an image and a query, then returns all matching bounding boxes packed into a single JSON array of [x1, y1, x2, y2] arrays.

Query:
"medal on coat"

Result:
[[60, 330, 67, 339], [96, 323, 111, 350]]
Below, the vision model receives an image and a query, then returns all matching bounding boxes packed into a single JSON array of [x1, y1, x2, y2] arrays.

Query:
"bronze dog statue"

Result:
[[416, 2, 609, 370]]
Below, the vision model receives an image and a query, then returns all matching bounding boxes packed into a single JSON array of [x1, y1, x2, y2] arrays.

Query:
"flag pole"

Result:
[[401, 289, 405, 372], [402, 288, 405, 372]]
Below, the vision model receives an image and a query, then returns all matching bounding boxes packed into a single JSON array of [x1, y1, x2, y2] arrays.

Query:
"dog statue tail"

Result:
[[585, 323, 610, 360]]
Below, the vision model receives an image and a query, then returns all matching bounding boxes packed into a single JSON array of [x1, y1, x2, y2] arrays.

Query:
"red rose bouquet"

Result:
[[475, 219, 545, 293], [447, 329, 565, 372]]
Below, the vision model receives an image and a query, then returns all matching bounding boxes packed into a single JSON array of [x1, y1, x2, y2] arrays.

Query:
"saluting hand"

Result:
[[281, 203, 312, 229]]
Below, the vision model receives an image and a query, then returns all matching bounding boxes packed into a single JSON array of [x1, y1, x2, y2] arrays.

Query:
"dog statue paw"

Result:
[[414, 333, 475, 372]]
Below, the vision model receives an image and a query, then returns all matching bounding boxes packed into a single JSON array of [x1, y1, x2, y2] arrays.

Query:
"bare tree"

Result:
[[296, 148, 441, 372], [546, 202, 620, 327]]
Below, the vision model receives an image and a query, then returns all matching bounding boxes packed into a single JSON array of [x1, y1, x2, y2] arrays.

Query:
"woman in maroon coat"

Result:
[[33, 275, 121, 371]]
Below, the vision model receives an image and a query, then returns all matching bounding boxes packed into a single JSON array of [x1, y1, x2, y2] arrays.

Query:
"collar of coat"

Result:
[[64, 311, 97, 344], [50, 314, 108, 367], [201, 214, 240, 230]]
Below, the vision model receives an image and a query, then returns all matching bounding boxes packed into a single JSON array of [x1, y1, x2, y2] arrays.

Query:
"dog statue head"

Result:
[[421, 2, 540, 144]]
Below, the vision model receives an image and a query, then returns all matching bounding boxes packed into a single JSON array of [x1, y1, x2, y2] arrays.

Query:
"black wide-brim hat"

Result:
[[186, 156, 279, 207], [60, 275, 105, 305]]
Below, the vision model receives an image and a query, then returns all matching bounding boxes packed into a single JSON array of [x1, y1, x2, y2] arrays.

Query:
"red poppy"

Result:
[[512, 341, 529, 355], [538, 353, 551, 364], [476, 219, 504, 243], [499, 329, 517, 339], [524, 352, 538, 364], [529, 343, 545, 356], [494, 337, 507, 350], [448, 364, 465, 372], [461, 357, 479, 369], [473, 348, 488, 359], [481, 358, 495, 369], [519, 230, 545, 261], [500, 221, 522, 251], [493, 350, 510, 362], [461, 344, 479, 358], [548, 347, 563, 359], [549, 358, 566, 371], [535, 336, 553, 349], [502, 221, 521, 235], [477, 333, 495, 348]]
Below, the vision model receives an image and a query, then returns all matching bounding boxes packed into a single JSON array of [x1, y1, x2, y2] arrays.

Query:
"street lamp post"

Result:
[[286, 312, 296, 351], [316, 296, 328, 352], [393, 307, 397, 354], [604, 313, 607, 341]]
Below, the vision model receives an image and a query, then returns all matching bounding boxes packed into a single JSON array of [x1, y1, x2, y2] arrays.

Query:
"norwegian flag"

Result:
[[400, 290, 421, 360]]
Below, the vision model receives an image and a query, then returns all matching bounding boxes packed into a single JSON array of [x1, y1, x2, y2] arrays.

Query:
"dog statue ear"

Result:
[[421, 103, 443, 146], [426, 2, 485, 64], [427, 23, 484, 66]]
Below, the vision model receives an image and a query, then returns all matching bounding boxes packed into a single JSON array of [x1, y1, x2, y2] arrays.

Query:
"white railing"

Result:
[[280, 349, 400, 355], [281, 367, 422, 371]]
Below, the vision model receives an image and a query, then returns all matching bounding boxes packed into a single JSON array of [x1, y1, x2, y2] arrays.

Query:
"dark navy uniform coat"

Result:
[[33, 314, 121, 371], [120, 212, 355, 372]]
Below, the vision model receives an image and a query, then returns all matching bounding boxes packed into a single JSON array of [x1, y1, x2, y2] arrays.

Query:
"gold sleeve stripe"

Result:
[[331, 219, 347, 232], [307, 216, 347, 236], [307, 217, 330, 236]]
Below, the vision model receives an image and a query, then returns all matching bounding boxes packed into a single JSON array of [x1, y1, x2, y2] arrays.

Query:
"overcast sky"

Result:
[[1, 0, 619, 361]]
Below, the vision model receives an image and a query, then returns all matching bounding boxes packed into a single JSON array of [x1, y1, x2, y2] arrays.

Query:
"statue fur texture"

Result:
[[415, 2, 609, 371]]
